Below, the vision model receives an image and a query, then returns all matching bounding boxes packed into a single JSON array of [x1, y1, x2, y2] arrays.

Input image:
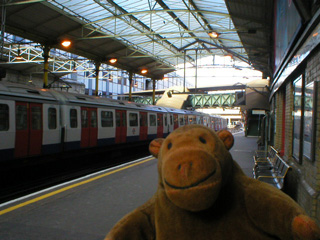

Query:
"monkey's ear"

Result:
[[217, 130, 234, 150], [149, 138, 164, 158]]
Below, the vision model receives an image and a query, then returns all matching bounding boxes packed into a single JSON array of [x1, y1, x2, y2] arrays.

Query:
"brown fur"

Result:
[[105, 125, 320, 240]]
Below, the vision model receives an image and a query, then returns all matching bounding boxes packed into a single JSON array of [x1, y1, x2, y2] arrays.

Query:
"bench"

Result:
[[253, 146, 278, 163], [253, 146, 278, 171], [253, 154, 291, 189]]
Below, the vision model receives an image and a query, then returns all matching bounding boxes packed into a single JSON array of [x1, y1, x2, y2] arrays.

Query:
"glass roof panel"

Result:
[[50, 0, 247, 67]]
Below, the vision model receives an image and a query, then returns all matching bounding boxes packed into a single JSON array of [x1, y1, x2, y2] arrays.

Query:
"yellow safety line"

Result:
[[0, 157, 155, 216]]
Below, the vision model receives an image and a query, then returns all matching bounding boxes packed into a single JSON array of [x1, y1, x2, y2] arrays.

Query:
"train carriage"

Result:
[[0, 82, 227, 162]]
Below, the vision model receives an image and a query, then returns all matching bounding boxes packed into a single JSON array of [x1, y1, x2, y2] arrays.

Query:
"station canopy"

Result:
[[1, 0, 272, 79]]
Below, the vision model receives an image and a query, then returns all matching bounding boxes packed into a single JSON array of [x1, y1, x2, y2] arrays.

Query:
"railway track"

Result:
[[0, 142, 150, 204]]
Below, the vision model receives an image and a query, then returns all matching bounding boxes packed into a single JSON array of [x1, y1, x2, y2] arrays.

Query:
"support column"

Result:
[[42, 45, 50, 88], [195, 49, 198, 93], [128, 71, 133, 101], [152, 78, 156, 105], [183, 50, 186, 93], [95, 61, 101, 96]]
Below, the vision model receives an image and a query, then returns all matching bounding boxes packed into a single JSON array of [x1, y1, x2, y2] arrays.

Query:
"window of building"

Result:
[[70, 109, 78, 128], [293, 76, 302, 162], [0, 104, 9, 131], [129, 113, 138, 127], [149, 114, 156, 126], [303, 81, 316, 160], [101, 111, 113, 127], [48, 108, 57, 129]]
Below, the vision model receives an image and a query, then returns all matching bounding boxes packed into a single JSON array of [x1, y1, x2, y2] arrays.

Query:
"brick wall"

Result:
[[277, 49, 320, 224]]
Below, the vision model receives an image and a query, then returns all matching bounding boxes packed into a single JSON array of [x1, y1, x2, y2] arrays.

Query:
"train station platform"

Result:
[[0, 131, 257, 240]]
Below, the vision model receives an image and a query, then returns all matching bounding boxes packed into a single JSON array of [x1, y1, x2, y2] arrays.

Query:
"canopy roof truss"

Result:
[[1, 0, 273, 78]]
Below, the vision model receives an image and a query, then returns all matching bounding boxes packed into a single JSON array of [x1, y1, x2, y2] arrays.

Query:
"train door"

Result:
[[168, 114, 174, 133], [15, 102, 43, 158], [157, 113, 163, 138], [81, 107, 98, 148], [116, 109, 127, 143], [139, 112, 148, 140], [173, 114, 178, 130]]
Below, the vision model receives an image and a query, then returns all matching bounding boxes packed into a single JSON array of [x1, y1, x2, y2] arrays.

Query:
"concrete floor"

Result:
[[0, 131, 257, 240]]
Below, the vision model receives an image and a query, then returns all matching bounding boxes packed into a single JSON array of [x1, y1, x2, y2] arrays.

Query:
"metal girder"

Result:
[[189, 93, 236, 108], [293, 0, 312, 22], [125, 96, 160, 105], [4, 44, 120, 76], [127, 93, 237, 108], [91, 0, 188, 63]]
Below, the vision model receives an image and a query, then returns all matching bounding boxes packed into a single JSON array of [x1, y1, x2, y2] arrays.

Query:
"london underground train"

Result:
[[0, 82, 227, 162]]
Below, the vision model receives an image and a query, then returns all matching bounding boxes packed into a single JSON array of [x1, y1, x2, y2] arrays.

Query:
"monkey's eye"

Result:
[[167, 142, 172, 150], [199, 137, 206, 144]]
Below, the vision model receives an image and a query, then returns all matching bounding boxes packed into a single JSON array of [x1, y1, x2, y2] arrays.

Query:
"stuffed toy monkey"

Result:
[[105, 125, 320, 240]]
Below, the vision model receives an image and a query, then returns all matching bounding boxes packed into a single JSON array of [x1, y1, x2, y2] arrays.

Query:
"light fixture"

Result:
[[224, 54, 233, 61], [109, 58, 117, 64], [208, 31, 219, 38], [141, 69, 148, 74], [61, 40, 72, 48]]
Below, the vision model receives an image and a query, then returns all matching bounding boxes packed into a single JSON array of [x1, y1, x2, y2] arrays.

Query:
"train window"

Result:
[[31, 106, 41, 130], [140, 113, 147, 127], [164, 115, 167, 126], [81, 109, 88, 128], [16, 105, 27, 130], [70, 109, 78, 128], [48, 108, 57, 129], [173, 115, 178, 125], [116, 112, 121, 127], [157, 114, 163, 127], [0, 104, 9, 131], [91, 110, 97, 128], [122, 112, 126, 127], [101, 111, 113, 127], [191, 116, 196, 124], [149, 114, 156, 126], [170, 115, 173, 125], [179, 116, 184, 125], [129, 113, 138, 127]]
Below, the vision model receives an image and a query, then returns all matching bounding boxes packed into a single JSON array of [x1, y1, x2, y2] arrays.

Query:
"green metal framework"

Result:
[[125, 96, 161, 105], [127, 93, 237, 108], [189, 93, 236, 108]]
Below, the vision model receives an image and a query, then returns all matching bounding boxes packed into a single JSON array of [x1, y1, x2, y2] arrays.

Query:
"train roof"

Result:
[[0, 82, 58, 101], [0, 82, 171, 113], [0, 82, 225, 118]]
